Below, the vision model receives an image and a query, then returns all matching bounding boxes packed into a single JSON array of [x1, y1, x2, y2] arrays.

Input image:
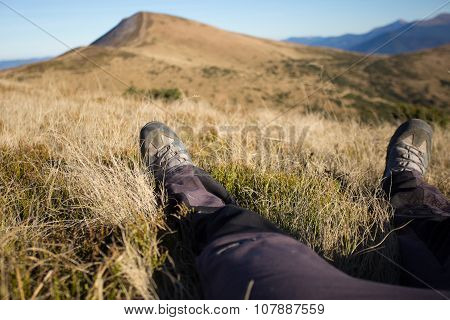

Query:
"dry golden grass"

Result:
[[0, 84, 449, 299]]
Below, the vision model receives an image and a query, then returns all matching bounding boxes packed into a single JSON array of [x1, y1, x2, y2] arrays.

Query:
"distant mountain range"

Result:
[[286, 13, 450, 54], [0, 57, 52, 70]]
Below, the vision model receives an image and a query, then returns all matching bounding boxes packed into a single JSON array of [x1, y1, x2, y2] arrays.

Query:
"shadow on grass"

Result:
[[155, 208, 203, 299]]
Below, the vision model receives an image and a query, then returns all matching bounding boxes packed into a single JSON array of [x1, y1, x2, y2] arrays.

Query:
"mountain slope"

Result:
[[287, 13, 450, 54], [0, 12, 448, 124]]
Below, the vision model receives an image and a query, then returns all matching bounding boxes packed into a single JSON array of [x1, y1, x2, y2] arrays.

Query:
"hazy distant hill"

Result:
[[1, 12, 448, 124], [286, 13, 450, 54], [0, 57, 51, 70], [287, 20, 408, 51]]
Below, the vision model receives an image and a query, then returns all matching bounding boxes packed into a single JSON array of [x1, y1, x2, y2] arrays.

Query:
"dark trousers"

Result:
[[164, 165, 450, 299], [383, 170, 450, 289]]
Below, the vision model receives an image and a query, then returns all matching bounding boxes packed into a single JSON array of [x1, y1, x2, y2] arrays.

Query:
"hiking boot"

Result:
[[140, 121, 193, 180], [383, 119, 433, 179]]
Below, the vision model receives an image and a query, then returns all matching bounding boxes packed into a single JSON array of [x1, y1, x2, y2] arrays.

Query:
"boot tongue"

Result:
[[150, 133, 174, 149], [411, 132, 428, 154], [402, 133, 427, 154], [159, 134, 175, 147]]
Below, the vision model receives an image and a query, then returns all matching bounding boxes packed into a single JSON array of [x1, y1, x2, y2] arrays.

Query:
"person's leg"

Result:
[[140, 121, 448, 299], [163, 165, 446, 299], [382, 119, 450, 289], [197, 232, 447, 299]]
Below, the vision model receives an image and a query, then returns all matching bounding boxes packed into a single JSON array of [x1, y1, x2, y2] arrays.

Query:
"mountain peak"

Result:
[[88, 11, 285, 66], [395, 19, 407, 24], [91, 11, 190, 47], [91, 12, 146, 47]]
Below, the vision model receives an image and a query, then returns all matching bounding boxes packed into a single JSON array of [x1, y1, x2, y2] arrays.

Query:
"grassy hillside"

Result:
[[1, 12, 449, 125], [0, 83, 449, 299]]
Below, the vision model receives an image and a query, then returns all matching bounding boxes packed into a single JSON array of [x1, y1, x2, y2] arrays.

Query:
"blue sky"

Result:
[[1, 0, 449, 59]]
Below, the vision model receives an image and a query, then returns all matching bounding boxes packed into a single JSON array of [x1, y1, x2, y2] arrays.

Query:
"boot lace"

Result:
[[395, 143, 426, 174]]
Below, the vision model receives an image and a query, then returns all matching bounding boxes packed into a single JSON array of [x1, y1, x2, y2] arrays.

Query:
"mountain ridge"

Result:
[[0, 57, 52, 71], [288, 20, 408, 49], [286, 13, 450, 54]]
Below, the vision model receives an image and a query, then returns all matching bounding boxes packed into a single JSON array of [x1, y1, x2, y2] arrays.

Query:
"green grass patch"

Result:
[[201, 66, 236, 78], [203, 162, 398, 283], [124, 86, 182, 102]]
